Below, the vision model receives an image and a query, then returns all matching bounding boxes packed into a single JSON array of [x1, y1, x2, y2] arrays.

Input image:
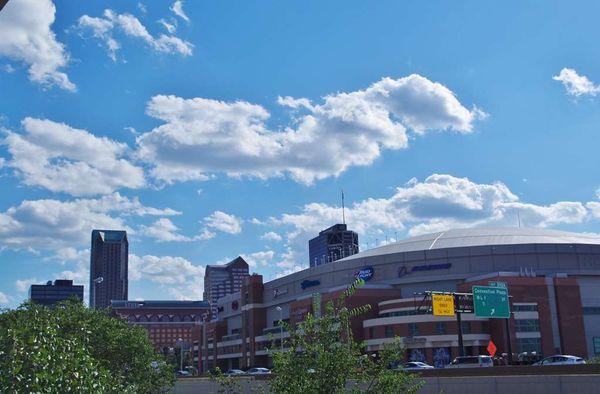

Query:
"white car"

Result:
[[533, 355, 586, 366], [246, 367, 271, 375], [399, 362, 435, 371], [224, 369, 246, 376], [445, 355, 494, 368]]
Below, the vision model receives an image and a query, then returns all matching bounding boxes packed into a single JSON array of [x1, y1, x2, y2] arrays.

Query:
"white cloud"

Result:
[[268, 174, 595, 268], [170, 1, 189, 22], [140, 217, 219, 243], [3, 117, 146, 196], [203, 211, 243, 234], [140, 218, 193, 242], [129, 254, 204, 299], [159, 18, 177, 34], [261, 231, 282, 242], [0, 291, 8, 304], [137, 2, 147, 13], [136, 74, 483, 185], [553, 68, 600, 97], [0, 0, 75, 91], [241, 250, 275, 268], [15, 278, 39, 293], [77, 9, 192, 61], [0, 193, 178, 252]]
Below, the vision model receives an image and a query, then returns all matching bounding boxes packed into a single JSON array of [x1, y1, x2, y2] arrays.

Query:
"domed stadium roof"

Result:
[[342, 227, 600, 261]]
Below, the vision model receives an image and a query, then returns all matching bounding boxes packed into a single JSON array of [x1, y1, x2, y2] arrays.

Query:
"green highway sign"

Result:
[[472, 286, 510, 318]]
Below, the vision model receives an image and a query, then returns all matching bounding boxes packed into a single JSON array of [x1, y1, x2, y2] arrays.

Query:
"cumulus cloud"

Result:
[[15, 278, 39, 293], [0, 0, 75, 91], [140, 218, 193, 242], [0, 291, 8, 304], [261, 231, 282, 242], [553, 68, 600, 97], [170, 1, 189, 22], [158, 18, 177, 34], [267, 174, 595, 266], [203, 211, 243, 234], [3, 117, 145, 196], [129, 254, 204, 299], [77, 8, 192, 61], [241, 250, 275, 268], [0, 193, 178, 252], [136, 74, 484, 185]]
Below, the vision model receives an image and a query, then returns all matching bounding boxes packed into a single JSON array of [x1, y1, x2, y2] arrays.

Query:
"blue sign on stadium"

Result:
[[398, 263, 452, 278], [355, 266, 374, 281], [301, 279, 321, 290]]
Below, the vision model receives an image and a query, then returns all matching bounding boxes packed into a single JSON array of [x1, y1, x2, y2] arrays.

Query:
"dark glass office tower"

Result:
[[29, 279, 84, 306], [90, 230, 128, 308], [309, 224, 359, 267]]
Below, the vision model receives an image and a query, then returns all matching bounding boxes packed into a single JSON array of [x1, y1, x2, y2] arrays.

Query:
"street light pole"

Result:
[[276, 306, 283, 352], [178, 338, 183, 372]]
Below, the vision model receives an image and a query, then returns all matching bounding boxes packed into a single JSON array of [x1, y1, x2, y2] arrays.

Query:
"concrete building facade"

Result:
[[193, 228, 600, 371], [29, 279, 84, 306], [203, 256, 249, 318]]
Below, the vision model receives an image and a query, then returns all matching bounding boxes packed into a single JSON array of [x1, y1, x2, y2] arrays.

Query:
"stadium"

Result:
[[196, 227, 600, 371]]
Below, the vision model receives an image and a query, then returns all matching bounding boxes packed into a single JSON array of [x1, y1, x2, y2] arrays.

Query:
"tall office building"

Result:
[[203, 256, 249, 317], [90, 230, 128, 308], [309, 223, 359, 267], [29, 279, 84, 306]]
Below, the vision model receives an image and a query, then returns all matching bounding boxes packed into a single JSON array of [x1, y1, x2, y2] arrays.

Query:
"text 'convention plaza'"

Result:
[[194, 227, 600, 371]]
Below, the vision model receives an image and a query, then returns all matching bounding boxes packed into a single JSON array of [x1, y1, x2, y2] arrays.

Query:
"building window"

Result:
[[583, 307, 600, 315], [516, 338, 542, 354], [515, 319, 540, 332], [385, 326, 394, 338], [368, 327, 375, 339], [513, 304, 538, 312], [408, 323, 419, 337], [461, 321, 471, 334], [435, 322, 447, 335], [594, 337, 600, 355]]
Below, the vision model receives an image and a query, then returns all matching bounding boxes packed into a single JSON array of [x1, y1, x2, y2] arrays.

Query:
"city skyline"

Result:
[[4, 0, 600, 308]]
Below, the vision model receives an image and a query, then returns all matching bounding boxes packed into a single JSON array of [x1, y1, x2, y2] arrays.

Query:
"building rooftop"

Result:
[[92, 229, 127, 242], [111, 300, 210, 309], [341, 227, 600, 261]]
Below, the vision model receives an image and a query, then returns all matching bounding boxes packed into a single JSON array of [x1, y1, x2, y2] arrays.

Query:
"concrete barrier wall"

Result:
[[175, 374, 600, 394]]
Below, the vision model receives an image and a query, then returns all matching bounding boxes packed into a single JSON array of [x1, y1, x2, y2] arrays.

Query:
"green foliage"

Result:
[[211, 367, 243, 394], [0, 300, 175, 393], [269, 279, 424, 394]]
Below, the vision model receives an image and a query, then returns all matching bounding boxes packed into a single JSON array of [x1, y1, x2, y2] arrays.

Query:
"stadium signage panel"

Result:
[[301, 279, 321, 290], [273, 287, 289, 298], [398, 262, 452, 278], [355, 266, 374, 281]]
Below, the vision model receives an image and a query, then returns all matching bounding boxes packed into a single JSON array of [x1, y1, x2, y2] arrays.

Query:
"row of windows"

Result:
[[514, 319, 540, 332], [374, 322, 472, 338], [516, 338, 541, 354], [380, 309, 428, 318], [583, 307, 600, 315], [594, 337, 600, 355], [513, 304, 539, 312]]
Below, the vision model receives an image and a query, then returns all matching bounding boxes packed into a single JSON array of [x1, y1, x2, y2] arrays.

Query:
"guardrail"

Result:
[[416, 364, 600, 377]]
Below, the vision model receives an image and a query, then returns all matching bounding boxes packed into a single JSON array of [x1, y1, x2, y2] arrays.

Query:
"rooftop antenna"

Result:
[[341, 189, 346, 225], [517, 210, 521, 228]]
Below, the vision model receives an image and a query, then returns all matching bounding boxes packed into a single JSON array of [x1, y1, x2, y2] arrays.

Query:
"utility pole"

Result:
[[454, 293, 465, 357]]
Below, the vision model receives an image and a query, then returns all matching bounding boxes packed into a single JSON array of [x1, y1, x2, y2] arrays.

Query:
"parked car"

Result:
[[225, 369, 246, 376], [246, 367, 271, 375], [176, 370, 191, 377], [533, 355, 586, 366], [445, 355, 494, 368], [398, 362, 435, 371]]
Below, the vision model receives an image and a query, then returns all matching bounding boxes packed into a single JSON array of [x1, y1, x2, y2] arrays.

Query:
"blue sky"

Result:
[[2, 0, 600, 307]]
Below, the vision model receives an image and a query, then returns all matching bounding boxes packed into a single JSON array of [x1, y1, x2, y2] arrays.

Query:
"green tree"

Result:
[[0, 300, 174, 393], [268, 279, 423, 394]]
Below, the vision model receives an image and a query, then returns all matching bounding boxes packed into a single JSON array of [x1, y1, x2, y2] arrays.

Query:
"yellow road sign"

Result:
[[432, 294, 455, 316]]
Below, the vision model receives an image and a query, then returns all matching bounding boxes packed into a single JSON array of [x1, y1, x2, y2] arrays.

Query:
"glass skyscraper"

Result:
[[90, 230, 128, 308], [308, 224, 359, 267]]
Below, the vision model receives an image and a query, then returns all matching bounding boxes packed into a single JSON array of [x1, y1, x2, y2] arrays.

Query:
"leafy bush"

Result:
[[0, 300, 174, 393], [268, 279, 423, 394]]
